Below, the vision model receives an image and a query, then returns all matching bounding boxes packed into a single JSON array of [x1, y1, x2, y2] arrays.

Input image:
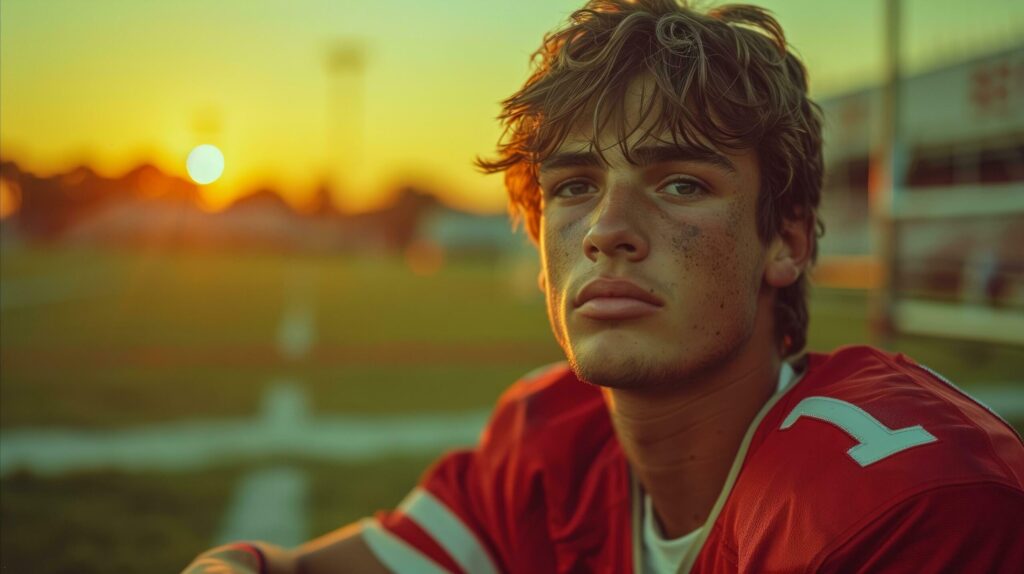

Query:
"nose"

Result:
[[583, 186, 649, 262]]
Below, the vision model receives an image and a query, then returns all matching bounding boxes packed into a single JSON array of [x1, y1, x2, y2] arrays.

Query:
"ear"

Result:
[[537, 269, 547, 293], [764, 215, 813, 288]]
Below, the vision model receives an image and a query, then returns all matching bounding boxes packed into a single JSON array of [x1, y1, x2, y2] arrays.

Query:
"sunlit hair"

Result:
[[476, 0, 824, 357]]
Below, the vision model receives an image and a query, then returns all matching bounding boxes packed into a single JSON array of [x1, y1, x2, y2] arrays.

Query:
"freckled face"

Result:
[[537, 129, 768, 390]]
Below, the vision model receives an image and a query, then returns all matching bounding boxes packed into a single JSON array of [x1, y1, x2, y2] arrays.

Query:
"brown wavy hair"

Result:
[[476, 0, 824, 357]]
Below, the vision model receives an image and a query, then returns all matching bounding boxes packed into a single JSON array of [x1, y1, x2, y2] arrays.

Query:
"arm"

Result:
[[182, 522, 390, 574], [287, 522, 391, 574]]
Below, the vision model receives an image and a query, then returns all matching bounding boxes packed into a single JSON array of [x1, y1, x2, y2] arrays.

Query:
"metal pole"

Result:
[[869, 0, 904, 348], [326, 41, 366, 212]]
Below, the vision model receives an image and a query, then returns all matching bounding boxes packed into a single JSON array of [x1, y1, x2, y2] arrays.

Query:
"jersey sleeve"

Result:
[[815, 481, 1024, 573], [362, 450, 498, 574], [359, 380, 543, 574]]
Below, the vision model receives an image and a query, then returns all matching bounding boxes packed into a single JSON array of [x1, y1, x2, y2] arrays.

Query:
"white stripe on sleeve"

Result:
[[399, 488, 500, 574], [360, 517, 449, 574]]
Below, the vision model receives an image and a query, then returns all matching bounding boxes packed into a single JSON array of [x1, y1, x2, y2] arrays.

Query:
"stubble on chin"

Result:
[[566, 330, 748, 392], [568, 352, 679, 391], [556, 316, 689, 391]]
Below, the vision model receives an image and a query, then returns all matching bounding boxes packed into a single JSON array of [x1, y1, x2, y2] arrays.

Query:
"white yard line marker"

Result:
[[277, 268, 316, 360], [0, 266, 491, 479], [216, 465, 309, 547], [0, 407, 490, 476], [277, 302, 315, 360], [216, 381, 311, 546], [263, 378, 310, 428]]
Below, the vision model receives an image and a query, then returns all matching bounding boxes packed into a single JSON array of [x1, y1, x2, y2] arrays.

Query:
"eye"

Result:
[[553, 179, 598, 198], [659, 178, 707, 197]]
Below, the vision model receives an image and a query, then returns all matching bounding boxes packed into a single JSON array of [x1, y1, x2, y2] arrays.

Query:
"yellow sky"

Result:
[[1, 0, 1021, 212]]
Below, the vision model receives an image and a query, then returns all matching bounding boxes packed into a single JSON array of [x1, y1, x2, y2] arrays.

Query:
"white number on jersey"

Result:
[[780, 396, 937, 467]]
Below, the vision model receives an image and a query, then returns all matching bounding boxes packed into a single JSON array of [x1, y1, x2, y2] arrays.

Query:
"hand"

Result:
[[182, 543, 265, 574]]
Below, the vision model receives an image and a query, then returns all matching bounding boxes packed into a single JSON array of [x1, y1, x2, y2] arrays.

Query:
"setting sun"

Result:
[[186, 144, 225, 185]]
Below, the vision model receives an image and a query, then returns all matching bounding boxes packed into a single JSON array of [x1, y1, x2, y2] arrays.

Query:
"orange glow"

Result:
[[0, 178, 22, 219], [195, 184, 237, 213], [136, 166, 171, 198], [1, 1, 1017, 215]]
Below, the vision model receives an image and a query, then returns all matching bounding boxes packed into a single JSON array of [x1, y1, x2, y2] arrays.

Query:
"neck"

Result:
[[606, 325, 782, 538]]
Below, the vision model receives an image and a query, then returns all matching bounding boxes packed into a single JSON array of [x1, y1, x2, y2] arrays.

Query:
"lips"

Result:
[[574, 278, 664, 320]]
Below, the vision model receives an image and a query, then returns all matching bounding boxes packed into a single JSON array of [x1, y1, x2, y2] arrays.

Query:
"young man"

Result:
[[185, 1, 1024, 572]]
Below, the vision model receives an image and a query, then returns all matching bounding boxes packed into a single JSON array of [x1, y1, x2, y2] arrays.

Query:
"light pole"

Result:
[[325, 41, 367, 212]]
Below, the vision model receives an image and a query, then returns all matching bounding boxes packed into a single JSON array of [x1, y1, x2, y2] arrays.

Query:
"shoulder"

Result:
[[475, 362, 619, 498], [481, 361, 622, 512], [411, 362, 622, 571], [766, 345, 1024, 484], [482, 361, 609, 451], [495, 361, 600, 415], [719, 345, 1024, 570]]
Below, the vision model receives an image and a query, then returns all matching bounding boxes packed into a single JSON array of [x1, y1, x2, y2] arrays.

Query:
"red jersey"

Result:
[[363, 346, 1024, 573]]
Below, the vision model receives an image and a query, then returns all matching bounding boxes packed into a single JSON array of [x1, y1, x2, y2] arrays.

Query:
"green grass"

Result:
[[1, 365, 272, 428], [0, 456, 439, 574], [304, 455, 439, 538], [0, 247, 286, 348], [0, 466, 238, 574], [3, 246, 1022, 429], [1, 246, 559, 428], [302, 364, 556, 416]]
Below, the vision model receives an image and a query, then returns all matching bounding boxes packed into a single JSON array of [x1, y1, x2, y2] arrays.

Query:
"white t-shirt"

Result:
[[641, 362, 797, 574]]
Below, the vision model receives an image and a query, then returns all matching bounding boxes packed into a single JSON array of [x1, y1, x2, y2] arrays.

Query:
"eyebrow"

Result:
[[538, 143, 737, 175]]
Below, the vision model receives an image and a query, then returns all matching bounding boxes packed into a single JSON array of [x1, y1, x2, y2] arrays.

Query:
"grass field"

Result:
[[1, 246, 561, 428], [0, 457, 439, 574], [2, 245, 1022, 573]]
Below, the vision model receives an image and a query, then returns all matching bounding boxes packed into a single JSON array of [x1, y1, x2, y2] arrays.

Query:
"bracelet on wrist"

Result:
[[227, 542, 267, 574]]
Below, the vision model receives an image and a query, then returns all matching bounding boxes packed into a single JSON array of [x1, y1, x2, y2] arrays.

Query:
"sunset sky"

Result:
[[2, 0, 1021, 212]]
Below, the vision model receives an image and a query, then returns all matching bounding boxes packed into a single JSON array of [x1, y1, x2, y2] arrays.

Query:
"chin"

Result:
[[568, 347, 680, 390], [566, 329, 747, 391], [562, 329, 677, 390]]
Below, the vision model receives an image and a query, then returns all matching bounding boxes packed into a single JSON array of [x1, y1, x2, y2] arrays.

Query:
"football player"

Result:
[[184, 1, 1024, 572]]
